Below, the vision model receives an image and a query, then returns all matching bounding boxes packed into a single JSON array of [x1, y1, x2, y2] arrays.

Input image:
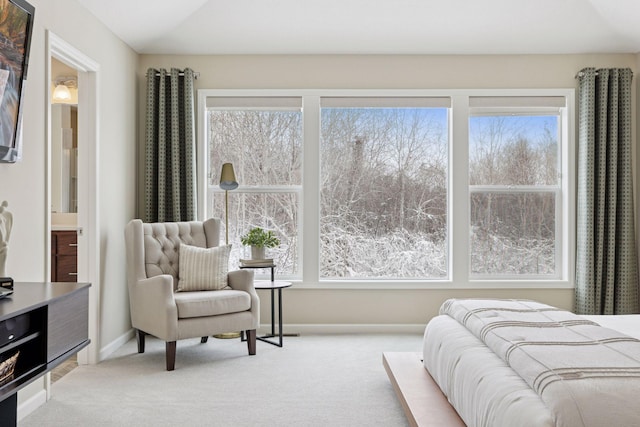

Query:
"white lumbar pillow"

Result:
[[177, 244, 231, 292]]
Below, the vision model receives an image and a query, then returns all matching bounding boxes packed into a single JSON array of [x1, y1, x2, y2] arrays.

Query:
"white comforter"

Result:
[[424, 299, 640, 427]]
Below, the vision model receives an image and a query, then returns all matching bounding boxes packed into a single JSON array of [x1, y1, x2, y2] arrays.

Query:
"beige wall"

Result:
[[137, 53, 637, 326], [41, 0, 138, 359], [138, 54, 636, 89], [0, 0, 137, 411]]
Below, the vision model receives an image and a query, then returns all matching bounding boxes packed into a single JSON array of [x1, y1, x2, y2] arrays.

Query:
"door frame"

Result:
[[46, 31, 101, 368]]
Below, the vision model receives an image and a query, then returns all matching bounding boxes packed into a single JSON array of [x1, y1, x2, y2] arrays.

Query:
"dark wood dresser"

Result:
[[0, 282, 90, 425]]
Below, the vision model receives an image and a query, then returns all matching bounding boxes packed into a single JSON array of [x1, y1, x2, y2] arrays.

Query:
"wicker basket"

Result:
[[0, 351, 19, 384]]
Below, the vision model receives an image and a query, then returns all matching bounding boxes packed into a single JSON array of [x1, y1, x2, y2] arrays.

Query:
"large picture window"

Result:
[[320, 98, 449, 279], [199, 90, 573, 287]]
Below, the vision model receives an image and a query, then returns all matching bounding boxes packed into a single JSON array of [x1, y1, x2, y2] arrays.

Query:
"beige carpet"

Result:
[[20, 333, 422, 426]]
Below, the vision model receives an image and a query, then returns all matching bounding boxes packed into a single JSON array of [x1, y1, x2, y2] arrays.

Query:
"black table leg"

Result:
[[270, 288, 275, 337], [257, 288, 284, 347], [277, 288, 283, 346]]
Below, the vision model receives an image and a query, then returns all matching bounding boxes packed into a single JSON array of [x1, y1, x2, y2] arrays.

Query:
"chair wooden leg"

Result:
[[201, 336, 209, 343], [246, 329, 256, 355], [166, 341, 176, 371], [136, 329, 146, 353]]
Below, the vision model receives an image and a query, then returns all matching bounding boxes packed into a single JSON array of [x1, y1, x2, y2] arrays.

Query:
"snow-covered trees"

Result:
[[469, 115, 559, 276], [206, 101, 560, 279], [320, 108, 447, 278], [208, 110, 302, 274]]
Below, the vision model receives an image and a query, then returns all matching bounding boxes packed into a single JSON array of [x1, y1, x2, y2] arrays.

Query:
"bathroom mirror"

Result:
[[51, 58, 78, 214], [51, 103, 77, 213]]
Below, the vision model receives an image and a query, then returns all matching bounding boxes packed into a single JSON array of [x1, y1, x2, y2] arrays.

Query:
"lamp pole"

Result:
[[224, 189, 230, 245]]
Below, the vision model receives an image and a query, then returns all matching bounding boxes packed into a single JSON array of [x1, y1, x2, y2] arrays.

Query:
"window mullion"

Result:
[[302, 96, 321, 284], [469, 185, 560, 193], [451, 95, 470, 285]]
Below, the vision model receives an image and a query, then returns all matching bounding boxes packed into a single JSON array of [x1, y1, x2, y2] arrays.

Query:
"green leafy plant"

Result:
[[240, 227, 280, 248]]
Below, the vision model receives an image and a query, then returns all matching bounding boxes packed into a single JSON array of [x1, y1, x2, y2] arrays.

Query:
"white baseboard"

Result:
[[17, 389, 47, 422], [95, 326, 420, 363], [259, 323, 425, 335], [104, 325, 422, 354], [98, 329, 135, 362]]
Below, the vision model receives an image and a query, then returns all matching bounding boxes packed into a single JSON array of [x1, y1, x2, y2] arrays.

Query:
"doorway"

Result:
[[46, 31, 101, 390], [49, 57, 79, 383]]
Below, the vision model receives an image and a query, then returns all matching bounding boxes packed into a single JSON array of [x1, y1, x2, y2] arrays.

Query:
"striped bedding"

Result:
[[423, 299, 640, 427]]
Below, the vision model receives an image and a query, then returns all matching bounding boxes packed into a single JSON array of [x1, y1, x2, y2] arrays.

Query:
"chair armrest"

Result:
[[129, 274, 178, 340], [134, 274, 176, 305], [228, 269, 259, 327], [227, 269, 256, 295]]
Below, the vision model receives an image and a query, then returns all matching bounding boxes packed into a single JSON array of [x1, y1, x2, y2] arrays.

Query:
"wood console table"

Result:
[[0, 282, 90, 426]]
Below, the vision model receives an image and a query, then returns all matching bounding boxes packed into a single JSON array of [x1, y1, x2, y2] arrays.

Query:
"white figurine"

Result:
[[0, 201, 12, 277]]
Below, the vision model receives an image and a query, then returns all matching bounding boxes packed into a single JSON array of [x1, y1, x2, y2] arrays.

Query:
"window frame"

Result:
[[468, 106, 564, 280], [197, 89, 575, 290], [202, 98, 303, 280]]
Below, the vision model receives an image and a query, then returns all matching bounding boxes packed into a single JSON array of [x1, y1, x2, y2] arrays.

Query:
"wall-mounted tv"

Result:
[[0, 0, 35, 163]]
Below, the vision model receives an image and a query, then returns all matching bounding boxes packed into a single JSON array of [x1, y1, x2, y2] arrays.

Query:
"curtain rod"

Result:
[[153, 71, 200, 79], [575, 70, 634, 79]]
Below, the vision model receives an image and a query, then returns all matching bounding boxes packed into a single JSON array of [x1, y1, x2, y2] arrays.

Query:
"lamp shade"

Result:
[[219, 163, 238, 190], [53, 84, 71, 102]]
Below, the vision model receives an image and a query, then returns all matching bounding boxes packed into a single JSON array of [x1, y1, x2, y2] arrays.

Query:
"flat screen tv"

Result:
[[0, 0, 35, 163]]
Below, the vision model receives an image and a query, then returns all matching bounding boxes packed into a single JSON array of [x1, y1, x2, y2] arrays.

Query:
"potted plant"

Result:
[[240, 227, 280, 260]]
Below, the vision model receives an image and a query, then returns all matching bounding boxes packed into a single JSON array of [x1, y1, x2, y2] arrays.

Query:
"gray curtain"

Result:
[[143, 68, 196, 222], [575, 67, 639, 314]]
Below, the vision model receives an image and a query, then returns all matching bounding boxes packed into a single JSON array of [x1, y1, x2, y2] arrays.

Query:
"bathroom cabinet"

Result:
[[51, 230, 77, 282]]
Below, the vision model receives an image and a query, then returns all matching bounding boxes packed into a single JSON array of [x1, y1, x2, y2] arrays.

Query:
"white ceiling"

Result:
[[75, 0, 640, 55]]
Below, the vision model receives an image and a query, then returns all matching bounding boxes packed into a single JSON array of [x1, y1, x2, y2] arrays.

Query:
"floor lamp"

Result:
[[216, 163, 240, 339]]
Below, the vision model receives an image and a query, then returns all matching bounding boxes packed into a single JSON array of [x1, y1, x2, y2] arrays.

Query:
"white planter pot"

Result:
[[251, 246, 265, 260]]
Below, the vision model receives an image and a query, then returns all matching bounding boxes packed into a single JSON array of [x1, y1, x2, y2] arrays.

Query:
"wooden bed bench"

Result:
[[383, 352, 466, 427]]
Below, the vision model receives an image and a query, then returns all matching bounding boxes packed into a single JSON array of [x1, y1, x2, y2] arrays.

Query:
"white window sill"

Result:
[[281, 279, 574, 290]]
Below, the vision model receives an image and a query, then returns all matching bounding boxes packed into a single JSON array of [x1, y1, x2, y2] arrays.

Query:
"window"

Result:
[[200, 90, 573, 287], [468, 97, 565, 278], [320, 98, 449, 279], [205, 97, 302, 276]]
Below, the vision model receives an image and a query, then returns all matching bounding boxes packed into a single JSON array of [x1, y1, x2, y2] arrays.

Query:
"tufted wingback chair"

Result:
[[125, 218, 259, 370]]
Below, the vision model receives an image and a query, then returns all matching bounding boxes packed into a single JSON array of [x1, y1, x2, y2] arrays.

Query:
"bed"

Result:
[[383, 299, 640, 427]]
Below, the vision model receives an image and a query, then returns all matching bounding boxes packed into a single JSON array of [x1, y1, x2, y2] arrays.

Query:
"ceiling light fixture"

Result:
[[52, 76, 77, 102]]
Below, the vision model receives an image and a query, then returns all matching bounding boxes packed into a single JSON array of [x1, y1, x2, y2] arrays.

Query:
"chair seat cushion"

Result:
[[174, 289, 251, 319]]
